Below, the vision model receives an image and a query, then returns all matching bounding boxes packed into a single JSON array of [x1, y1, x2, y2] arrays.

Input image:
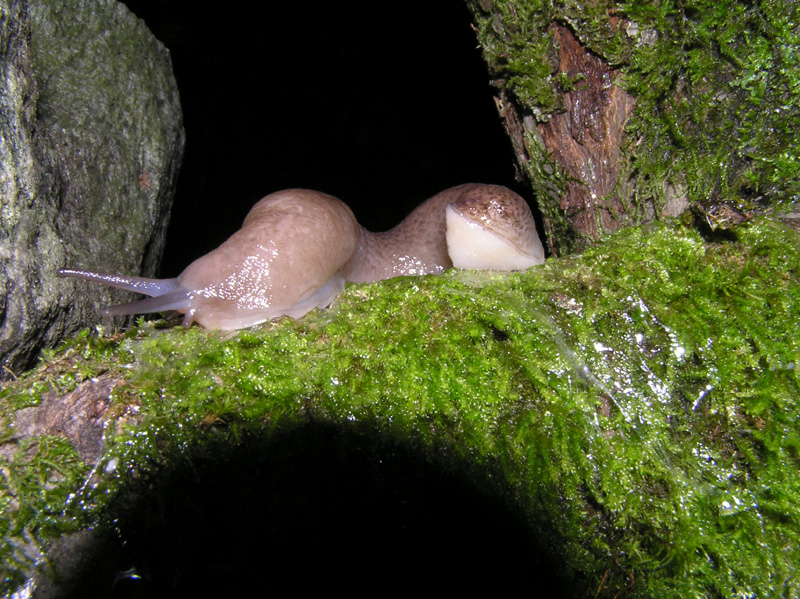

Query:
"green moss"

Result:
[[620, 0, 800, 207], [1, 217, 799, 596], [0, 436, 88, 591]]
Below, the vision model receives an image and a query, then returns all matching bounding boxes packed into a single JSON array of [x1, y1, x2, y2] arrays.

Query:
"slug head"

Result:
[[445, 186, 545, 271]]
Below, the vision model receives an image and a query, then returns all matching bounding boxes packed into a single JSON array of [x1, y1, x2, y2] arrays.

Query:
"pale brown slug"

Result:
[[59, 184, 544, 330]]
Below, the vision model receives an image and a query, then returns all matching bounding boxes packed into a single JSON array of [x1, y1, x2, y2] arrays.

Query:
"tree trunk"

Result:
[[466, 0, 800, 256]]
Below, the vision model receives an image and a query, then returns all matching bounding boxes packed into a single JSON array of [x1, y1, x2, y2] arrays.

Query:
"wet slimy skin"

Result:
[[59, 184, 545, 330]]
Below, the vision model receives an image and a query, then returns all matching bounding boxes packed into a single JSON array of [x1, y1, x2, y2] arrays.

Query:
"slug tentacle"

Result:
[[62, 184, 545, 331], [58, 269, 191, 322], [102, 287, 192, 318], [57, 269, 180, 296]]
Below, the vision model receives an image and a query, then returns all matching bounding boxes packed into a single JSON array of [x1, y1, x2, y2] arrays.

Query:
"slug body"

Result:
[[59, 184, 544, 330]]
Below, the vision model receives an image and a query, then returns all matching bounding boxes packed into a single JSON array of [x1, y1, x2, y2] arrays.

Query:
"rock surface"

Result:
[[0, 0, 184, 378]]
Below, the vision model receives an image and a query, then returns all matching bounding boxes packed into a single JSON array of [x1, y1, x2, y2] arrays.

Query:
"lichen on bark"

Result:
[[1, 216, 798, 597]]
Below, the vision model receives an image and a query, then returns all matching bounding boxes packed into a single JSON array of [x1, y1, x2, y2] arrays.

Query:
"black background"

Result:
[[119, 1, 524, 276]]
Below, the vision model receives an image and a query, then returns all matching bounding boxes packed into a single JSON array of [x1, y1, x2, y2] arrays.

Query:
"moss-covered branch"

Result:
[[1, 216, 799, 596]]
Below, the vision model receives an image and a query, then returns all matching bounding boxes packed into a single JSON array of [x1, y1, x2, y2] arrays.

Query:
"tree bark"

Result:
[[467, 0, 800, 256]]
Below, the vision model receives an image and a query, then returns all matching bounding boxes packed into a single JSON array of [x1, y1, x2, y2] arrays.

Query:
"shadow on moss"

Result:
[[48, 422, 575, 597]]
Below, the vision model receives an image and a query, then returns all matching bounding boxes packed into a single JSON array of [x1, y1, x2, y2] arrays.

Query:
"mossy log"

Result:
[[1, 216, 798, 597]]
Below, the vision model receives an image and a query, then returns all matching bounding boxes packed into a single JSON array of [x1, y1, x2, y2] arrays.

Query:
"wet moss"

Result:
[[620, 0, 800, 208], [0, 435, 88, 592], [1, 217, 799, 596]]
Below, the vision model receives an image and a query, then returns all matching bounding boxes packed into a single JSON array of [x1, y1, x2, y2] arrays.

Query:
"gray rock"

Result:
[[0, 0, 184, 378]]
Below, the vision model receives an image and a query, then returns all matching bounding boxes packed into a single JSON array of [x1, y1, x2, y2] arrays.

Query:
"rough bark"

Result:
[[10, 375, 123, 465], [536, 24, 637, 245]]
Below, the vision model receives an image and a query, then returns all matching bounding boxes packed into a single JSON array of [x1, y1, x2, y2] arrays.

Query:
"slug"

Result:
[[59, 183, 545, 330]]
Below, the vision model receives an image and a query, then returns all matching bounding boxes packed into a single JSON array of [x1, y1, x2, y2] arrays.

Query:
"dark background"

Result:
[[119, 1, 524, 276]]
